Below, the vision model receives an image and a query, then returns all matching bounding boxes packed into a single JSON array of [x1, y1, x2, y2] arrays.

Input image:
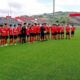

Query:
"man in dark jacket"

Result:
[[21, 23, 26, 43], [40, 24, 45, 41]]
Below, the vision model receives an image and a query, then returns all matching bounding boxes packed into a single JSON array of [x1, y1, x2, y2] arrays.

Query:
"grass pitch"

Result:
[[0, 29, 80, 80]]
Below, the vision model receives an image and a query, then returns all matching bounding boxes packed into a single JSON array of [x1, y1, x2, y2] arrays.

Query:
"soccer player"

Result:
[[0, 25, 2, 46], [1, 24, 6, 46], [4, 23, 9, 46], [30, 25, 35, 43], [46, 25, 50, 40], [40, 24, 45, 41], [9, 24, 13, 45], [44, 23, 48, 40], [61, 25, 64, 39], [17, 24, 22, 43], [66, 24, 71, 39], [13, 24, 18, 45], [21, 23, 26, 44], [51, 24, 57, 40], [26, 24, 30, 43], [36, 24, 41, 41], [57, 24, 61, 39], [71, 24, 76, 38], [33, 23, 37, 41]]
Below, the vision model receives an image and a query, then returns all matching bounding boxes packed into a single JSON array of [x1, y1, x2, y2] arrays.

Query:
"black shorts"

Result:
[[71, 31, 74, 35], [22, 34, 26, 39], [2, 36, 4, 39], [52, 33, 55, 36], [14, 36, 17, 39], [10, 35, 13, 39], [47, 32, 50, 35], [66, 32, 70, 35], [57, 32, 60, 34], [30, 33, 34, 37], [36, 33, 38, 36], [61, 32, 64, 35], [54, 32, 57, 35], [55, 32, 57, 35], [36, 33, 40, 36], [35, 33, 37, 36], [18, 34, 22, 38], [0, 36, 2, 39], [44, 33, 47, 36], [41, 33, 44, 38], [27, 35, 30, 38], [6, 36, 8, 39], [2, 36, 8, 39]]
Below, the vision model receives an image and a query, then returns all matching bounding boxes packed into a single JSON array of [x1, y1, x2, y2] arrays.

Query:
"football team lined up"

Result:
[[0, 23, 76, 47]]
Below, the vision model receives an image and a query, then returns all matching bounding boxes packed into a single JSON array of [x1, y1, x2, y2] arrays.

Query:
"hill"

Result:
[[31, 11, 80, 25]]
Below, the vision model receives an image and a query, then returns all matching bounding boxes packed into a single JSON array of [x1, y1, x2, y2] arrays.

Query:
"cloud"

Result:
[[0, 0, 80, 17], [55, 0, 80, 11], [0, 9, 9, 13], [8, 2, 22, 9]]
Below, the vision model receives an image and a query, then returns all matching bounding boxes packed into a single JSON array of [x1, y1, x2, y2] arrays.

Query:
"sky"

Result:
[[0, 0, 80, 17]]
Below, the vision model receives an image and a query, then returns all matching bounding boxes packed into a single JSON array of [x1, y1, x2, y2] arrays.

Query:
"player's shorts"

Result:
[[5, 36, 8, 39], [47, 32, 50, 35], [21, 34, 26, 39], [55, 32, 57, 35], [0, 36, 2, 39], [52, 32, 57, 35], [71, 31, 74, 35], [2, 36, 6, 39], [34, 33, 37, 36], [18, 34, 22, 38], [30, 33, 34, 37], [27, 35, 30, 38], [66, 32, 70, 35], [52, 33, 55, 35], [61, 32, 64, 35], [36, 33, 40, 36], [38, 33, 40, 36], [44, 32, 47, 35], [10, 35, 13, 39], [14, 36, 17, 39], [57, 32, 60, 34], [2, 36, 8, 39], [41, 33, 44, 38]]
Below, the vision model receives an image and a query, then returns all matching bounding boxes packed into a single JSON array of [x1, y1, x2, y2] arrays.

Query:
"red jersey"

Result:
[[51, 26, 57, 33], [47, 26, 50, 33], [13, 28, 18, 36], [44, 26, 47, 32], [71, 27, 76, 32], [33, 26, 37, 33], [9, 27, 13, 36], [66, 26, 70, 33], [4, 27, 9, 36], [37, 26, 40, 33], [30, 27, 34, 33], [1, 28, 6, 36], [17, 26, 22, 35], [26, 28, 30, 35], [0, 27, 2, 36], [57, 26, 61, 33], [61, 26, 64, 32]]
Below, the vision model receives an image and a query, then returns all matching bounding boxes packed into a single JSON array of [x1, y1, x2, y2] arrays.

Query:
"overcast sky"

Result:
[[0, 0, 80, 17]]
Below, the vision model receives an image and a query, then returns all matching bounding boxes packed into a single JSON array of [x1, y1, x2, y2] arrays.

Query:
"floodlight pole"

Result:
[[53, 0, 55, 17], [10, 6, 12, 17]]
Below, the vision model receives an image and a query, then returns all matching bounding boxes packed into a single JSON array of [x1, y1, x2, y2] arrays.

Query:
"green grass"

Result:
[[0, 29, 80, 80]]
